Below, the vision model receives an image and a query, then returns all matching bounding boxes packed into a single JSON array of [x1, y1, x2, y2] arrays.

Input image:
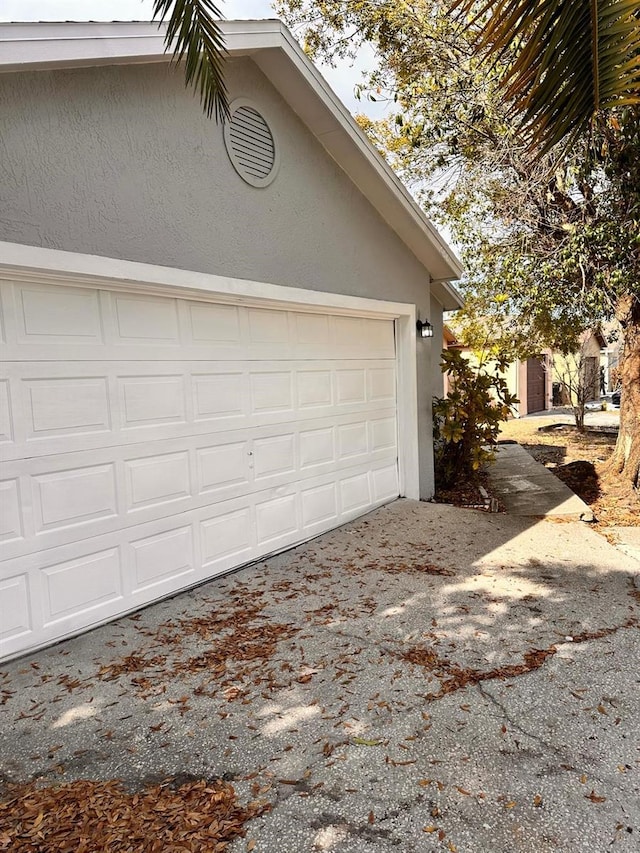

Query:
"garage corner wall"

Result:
[[411, 293, 443, 501]]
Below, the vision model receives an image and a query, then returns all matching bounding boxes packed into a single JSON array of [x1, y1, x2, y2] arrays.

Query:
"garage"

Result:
[[0, 20, 464, 661], [0, 268, 407, 661]]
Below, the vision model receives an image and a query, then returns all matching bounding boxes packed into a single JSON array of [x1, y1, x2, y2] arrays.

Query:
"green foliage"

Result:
[[275, 0, 640, 482], [276, 1, 639, 341], [453, 0, 640, 154], [153, 0, 229, 121], [433, 349, 518, 489]]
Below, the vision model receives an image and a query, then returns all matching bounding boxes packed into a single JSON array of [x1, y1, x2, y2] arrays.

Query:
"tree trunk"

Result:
[[609, 295, 640, 490]]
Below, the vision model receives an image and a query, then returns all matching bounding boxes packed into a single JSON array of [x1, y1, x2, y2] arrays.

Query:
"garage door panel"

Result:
[[0, 409, 396, 562], [0, 574, 31, 643], [130, 525, 195, 594], [0, 378, 12, 443], [112, 292, 181, 345], [125, 451, 192, 511], [297, 370, 332, 408], [2, 282, 395, 362], [33, 463, 118, 533], [0, 456, 398, 659], [193, 372, 247, 421], [200, 508, 253, 568], [6, 282, 104, 345], [25, 376, 112, 439], [1, 280, 400, 661], [41, 546, 123, 626], [301, 482, 338, 529], [0, 478, 23, 543], [188, 301, 242, 344], [1, 361, 395, 461], [120, 374, 188, 427]]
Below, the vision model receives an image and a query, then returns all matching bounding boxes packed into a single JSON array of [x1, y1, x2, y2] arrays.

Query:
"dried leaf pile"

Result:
[[97, 586, 299, 702], [403, 642, 558, 699], [0, 778, 268, 852], [404, 617, 638, 700]]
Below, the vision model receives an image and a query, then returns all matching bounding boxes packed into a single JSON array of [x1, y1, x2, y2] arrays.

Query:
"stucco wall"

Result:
[[0, 57, 444, 496]]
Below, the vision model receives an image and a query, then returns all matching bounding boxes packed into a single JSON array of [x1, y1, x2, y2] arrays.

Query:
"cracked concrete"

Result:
[[1, 499, 639, 852]]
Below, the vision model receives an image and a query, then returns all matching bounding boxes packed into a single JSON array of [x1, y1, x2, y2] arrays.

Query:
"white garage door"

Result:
[[0, 279, 399, 660]]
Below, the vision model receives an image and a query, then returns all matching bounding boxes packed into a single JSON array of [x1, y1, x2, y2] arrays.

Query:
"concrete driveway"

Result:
[[1, 500, 639, 852]]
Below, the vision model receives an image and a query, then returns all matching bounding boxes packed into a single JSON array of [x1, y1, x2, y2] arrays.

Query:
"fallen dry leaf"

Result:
[[586, 790, 606, 803]]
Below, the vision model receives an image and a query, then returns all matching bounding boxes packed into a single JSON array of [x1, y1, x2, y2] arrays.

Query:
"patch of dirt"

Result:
[[553, 460, 601, 504], [0, 777, 268, 852], [498, 418, 638, 527], [435, 470, 504, 512]]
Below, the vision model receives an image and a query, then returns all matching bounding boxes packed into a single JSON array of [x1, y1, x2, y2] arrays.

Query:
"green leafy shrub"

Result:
[[433, 349, 519, 489]]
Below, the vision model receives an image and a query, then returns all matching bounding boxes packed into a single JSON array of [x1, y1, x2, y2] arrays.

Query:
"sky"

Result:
[[0, 0, 385, 118]]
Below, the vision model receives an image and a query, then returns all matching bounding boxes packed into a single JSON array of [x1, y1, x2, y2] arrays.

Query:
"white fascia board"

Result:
[[0, 19, 284, 70], [0, 19, 463, 283], [0, 240, 412, 319]]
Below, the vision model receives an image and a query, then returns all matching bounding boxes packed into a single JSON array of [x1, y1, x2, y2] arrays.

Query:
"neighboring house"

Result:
[[552, 329, 607, 406], [597, 323, 623, 393], [553, 321, 621, 406], [0, 20, 463, 660], [443, 335, 552, 416]]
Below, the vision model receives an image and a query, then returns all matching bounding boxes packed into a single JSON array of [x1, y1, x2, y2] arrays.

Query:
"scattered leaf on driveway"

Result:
[[586, 791, 607, 803]]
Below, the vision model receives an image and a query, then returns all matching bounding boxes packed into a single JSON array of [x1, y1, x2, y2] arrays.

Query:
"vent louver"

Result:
[[224, 102, 278, 188]]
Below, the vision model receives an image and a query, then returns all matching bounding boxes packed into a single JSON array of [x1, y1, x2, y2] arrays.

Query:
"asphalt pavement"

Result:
[[1, 498, 638, 853]]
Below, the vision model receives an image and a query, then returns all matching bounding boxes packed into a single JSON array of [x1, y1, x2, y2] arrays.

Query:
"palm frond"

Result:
[[453, 0, 640, 152], [153, 0, 229, 122]]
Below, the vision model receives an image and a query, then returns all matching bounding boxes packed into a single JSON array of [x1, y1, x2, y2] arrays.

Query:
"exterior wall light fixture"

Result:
[[416, 319, 434, 339]]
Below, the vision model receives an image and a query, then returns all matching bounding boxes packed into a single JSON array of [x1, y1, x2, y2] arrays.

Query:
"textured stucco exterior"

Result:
[[0, 57, 445, 496]]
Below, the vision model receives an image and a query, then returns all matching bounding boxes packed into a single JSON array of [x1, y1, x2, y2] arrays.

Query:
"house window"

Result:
[[223, 99, 279, 188]]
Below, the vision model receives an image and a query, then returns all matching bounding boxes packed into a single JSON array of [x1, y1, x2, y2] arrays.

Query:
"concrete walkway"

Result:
[[488, 443, 594, 520], [609, 527, 640, 563], [1, 500, 638, 853]]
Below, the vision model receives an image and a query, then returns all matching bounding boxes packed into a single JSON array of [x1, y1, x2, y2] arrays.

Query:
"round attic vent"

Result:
[[224, 100, 278, 188]]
